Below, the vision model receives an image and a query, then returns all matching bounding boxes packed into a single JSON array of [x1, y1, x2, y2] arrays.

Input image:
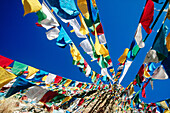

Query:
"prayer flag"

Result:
[[26, 86, 48, 102], [22, 0, 42, 16], [134, 23, 145, 48], [152, 65, 169, 79], [45, 73, 56, 84], [119, 60, 132, 84], [5, 77, 35, 98], [91, 23, 104, 35], [0, 67, 17, 88], [40, 90, 58, 103], [70, 44, 82, 61], [0, 55, 14, 68], [26, 66, 39, 79], [64, 79, 72, 87], [77, 0, 90, 19], [46, 27, 60, 40], [56, 26, 72, 48], [54, 75, 63, 84], [47, 0, 79, 19], [118, 48, 129, 63], [69, 19, 87, 38], [152, 25, 168, 60], [139, 0, 154, 34], [144, 49, 159, 63], [79, 13, 89, 35], [11, 61, 28, 76]]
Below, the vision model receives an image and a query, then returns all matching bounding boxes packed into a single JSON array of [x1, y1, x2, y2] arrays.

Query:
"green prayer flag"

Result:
[[11, 61, 28, 75], [50, 94, 66, 103], [36, 9, 47, 24], [132, 45, 140, 60]]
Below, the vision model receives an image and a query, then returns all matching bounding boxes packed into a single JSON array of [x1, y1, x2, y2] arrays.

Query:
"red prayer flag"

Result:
[[91, 23, 104, 35], [96, 74, 100, 79], [138, 64, 145, 82], [40, 91, 58, 103], [139, 0, 154, 34], [0, 55, 14, 68], [77, 83, 82, 88], [78, 98, 84, 106], [84, 59, 88, 68], [54, 76, 63, 83], [142, 78, 151, 98]]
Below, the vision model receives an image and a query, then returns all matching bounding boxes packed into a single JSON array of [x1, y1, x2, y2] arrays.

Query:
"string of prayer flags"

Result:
[[22, 0, 42, 16], [47, 0, 80, 19]]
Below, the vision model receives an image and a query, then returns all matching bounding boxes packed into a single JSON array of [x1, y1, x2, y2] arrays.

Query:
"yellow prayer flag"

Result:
[[129, 84, 134, 96], [0, 66, 17, 88], [22, 0, 42, 16], [118, 48, 129, 63], [79, 14, 89, 35], [94, 26, 109, 57], [164, 110, 170, 113], [77, 0, 90, 19], [160, 101, 169, 109], [166, 33, 170, 51], [82, 84, 87, 89], [70, 29, 75, 33], [42, 75, 47, 81], [61, 96, 72, 104], [92, 0, 97, 7], [70, 44, 82, 61], [116, 72, 121, 76], [64, 79, 72, 87], [144, 65, 150, 78], [26, 66, 39, 79], [91, 71, 96, 80]]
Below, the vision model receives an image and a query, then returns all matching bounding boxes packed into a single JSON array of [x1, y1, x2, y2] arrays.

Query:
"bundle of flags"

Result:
[[1, 0, 169, 112]]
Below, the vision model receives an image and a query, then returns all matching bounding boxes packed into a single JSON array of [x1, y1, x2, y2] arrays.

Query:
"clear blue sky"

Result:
[[0, 0, 169, 104]]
